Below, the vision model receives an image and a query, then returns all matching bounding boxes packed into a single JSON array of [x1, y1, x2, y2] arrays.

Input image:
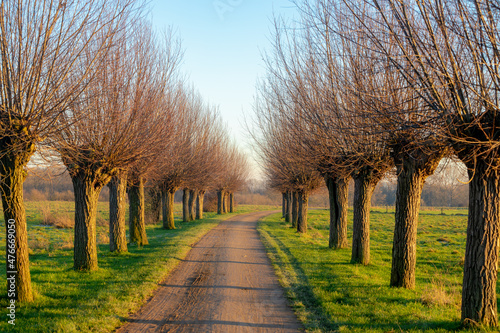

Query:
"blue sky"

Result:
[[150, 1, 297, 152]]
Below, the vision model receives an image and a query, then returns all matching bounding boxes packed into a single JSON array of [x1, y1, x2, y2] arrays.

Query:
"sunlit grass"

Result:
[[0, 201, 276, 333], [259, 207, 498, 333]]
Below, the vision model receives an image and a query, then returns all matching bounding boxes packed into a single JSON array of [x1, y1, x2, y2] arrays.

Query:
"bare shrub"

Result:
[[29, 237, 49, 251], [421, 280, 458, 307], [40, 204, 54, 225], [52, 215, 74, 229]]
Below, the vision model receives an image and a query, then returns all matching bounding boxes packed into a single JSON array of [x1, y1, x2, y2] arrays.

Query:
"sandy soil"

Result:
[[116, 211, 302, 333]]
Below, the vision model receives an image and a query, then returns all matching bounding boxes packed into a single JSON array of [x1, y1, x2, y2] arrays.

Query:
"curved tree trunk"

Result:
[[188, 189, 197, 221], [129, 177, 148, 246], [217, 190, 223, 215], [182, 188, 190, 222], [229, 193, 234, 212], [71, 172, 104, 271], [285, 191, 292, 223], [325, 175, 349, 249], [196, 190, 205, 220], [351, 169, 379, 265], [108, 171, 128, 253], [297, 190, 309, 233], [461, 160, 500, 327], [0, 148, 34, 302], [150, 187, 162, 225], [291, 191, 298, 229], [162, 188, 176, 230]]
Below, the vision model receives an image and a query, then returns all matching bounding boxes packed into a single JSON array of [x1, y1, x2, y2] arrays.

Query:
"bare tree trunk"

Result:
[[390, 150, 442, 289], [282, 192, 286, 218], [188, 189, 197, 221], [326, 175, 349, 249], [162, 188, 176, 230], [150, 187, 161, 225], [351, 169, 378, 265], [297, 190, 309, 233], [108, 171, 128, 253], [71, 173, 103, 271], [0, 148, 34, 301], [229, 193, 234, 212], [285, 191, 292, 223], [129, 177, 148, 246], [291, 191, 298, 229], [461, 160, 500, 327], [217, 190, 223, 215], [182, 188, 190, 221], [196, 190, 205, 220], [222, 192, 228, 213]]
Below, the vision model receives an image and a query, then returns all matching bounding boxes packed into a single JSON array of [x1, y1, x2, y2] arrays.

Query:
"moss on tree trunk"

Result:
[[162, 188, 176, 230], [108, 171, 128, 253], [0, 148, 34, 302], [461, 160, 500, 327], [128, 177, 148, 246]]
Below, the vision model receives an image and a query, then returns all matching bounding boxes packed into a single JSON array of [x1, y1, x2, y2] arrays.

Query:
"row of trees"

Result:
[[0, 0, 248, 303], [253, 0, 500, 327]]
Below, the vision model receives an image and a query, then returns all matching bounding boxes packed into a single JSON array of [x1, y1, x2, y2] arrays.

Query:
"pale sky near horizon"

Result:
[[150, 1, 297, 175]]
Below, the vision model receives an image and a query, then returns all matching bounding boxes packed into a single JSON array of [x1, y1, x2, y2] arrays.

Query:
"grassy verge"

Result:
[[258, 208, 499, 333], [0, 202, 275, 332]]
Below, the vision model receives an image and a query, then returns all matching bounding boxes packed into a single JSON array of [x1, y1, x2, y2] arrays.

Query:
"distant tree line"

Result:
[[252, 0, 500, 327]]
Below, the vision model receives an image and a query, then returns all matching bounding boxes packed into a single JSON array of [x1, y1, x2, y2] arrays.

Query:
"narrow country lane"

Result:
[[116, 211, 302, 333]]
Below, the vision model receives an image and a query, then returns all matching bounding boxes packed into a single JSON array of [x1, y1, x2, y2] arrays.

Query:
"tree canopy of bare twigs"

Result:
[[0, 0, 141, 301]]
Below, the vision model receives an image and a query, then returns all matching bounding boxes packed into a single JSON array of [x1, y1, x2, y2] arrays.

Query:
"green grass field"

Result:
[[0, 201, 278, 333], [258, 207, 499, 333]]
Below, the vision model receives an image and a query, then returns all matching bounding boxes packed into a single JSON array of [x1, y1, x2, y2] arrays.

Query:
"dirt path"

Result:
[[116, 211, 302, 333]]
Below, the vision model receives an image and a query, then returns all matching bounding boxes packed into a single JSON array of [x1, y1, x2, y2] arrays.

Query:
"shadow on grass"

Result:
[[263, 230, 338, 332], [261, 222, 466, 332]]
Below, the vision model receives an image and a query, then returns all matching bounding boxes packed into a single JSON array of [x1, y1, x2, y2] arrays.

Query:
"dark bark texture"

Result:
[[217, 190, 223, 214], [196, 191, 205, 220], [0, 143, 35, 301], [150, 188, 162, 225], [72, 173, 103, 271], [282, 192, 286, 218], [390, 149, 442, 289], [351, 168, 380, 265], [162, 188, 176, 230], [285, 191, 292, 223], [188, 189, 197, 221], [182, 188, 190, 222], [108, 172, 128, 253], [325, 175, 349, 249], [297, 191, 309, 233], [229, 193, 234, 213], [291, 191, 298, 228], [461, 160, 500, 326], [129, 177, 148, 246]]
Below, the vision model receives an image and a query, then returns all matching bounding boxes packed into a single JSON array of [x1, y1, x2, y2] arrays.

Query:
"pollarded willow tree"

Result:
[[0, 0, 138, 301], [252, 72, 322, 233], [50, 19, 178, 271], [344, 0, 500, 326]]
